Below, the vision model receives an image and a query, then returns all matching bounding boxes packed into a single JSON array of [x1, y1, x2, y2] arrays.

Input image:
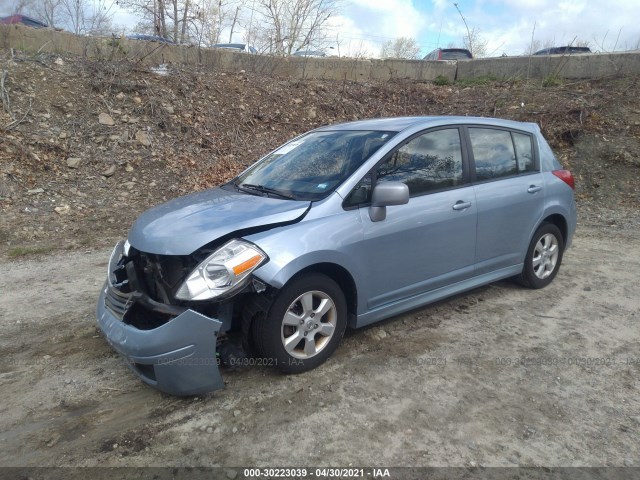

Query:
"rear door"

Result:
[[467, 127, 544, 274]]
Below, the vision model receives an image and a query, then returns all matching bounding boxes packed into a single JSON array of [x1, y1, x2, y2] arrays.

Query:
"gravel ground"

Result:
[[1, 222, 639, 468], [1, 51, 639, 471]]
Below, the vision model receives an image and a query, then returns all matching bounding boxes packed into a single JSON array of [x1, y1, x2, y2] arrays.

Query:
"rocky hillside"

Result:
[[1, 50, 639, 257]]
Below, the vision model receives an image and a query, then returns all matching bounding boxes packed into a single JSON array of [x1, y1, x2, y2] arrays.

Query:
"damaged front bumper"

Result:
[[95, 241, 225, 396]]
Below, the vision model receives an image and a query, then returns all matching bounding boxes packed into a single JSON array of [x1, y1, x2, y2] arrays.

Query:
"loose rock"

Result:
[[135, 130, 151, 147], [66, 157, 81, 169], [101, 165, 116, 177], [98, 113, 115, 126], [54, 205, 71, 215]]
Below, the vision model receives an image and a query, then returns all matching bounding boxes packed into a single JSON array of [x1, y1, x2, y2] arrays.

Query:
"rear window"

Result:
[[441, 50, 472, 60]]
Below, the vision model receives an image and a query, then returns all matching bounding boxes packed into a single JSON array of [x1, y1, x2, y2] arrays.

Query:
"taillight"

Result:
[[552, 169, 575, 190]]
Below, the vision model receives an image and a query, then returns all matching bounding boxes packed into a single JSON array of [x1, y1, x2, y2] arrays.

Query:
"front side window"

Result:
[[376, 128, 464, 196], [233, 130, 395, 201]]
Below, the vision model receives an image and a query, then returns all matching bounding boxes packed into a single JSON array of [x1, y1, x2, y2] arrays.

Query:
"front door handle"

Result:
[[452, 201, 472, 211], [527, 185, 542, 194]]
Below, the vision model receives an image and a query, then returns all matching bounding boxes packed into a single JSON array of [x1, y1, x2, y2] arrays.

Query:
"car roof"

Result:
[[293, 50, 325, 55], [424, 48, 473, 60], [0, 14, 48, 26], [315, 116, 539, 134], [127, 34, 173, 41], [534, 46, 592, 55]]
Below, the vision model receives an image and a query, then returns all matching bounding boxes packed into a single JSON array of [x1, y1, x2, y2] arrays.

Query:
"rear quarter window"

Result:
[[512, 132, 535, 172]]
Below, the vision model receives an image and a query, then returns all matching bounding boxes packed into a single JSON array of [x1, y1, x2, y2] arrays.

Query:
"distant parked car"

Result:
[[212, 43, 257, 54], [292, 50, 326, 58], [534, 46, 592, 55], [127, 34, 175, 44], [0, 14, 48, 28], [424, 48, 473, 60]]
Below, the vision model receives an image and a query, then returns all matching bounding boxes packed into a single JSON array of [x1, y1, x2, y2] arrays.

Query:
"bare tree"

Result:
[[524, 37, 556, 55], [227, 4, 240, 42], [60, 0, 85, 34], [189, 0, 241, 45], [574, 38, 591, 48], [173, 0, 221, 46], [453, 2, 487, 58], [462, 27, 488, 57], [8, 0, 35, 14], [122, 0, 172, 39], [251, 0, 339, 55], [11, 0, 114, 33], [4, 0, 63, 27], [524, 39, 540, 56], [122, 0, 220, 43], [346, 40, 372, 59], [28, 0, 64, 27], [380, 37, 420, 59]]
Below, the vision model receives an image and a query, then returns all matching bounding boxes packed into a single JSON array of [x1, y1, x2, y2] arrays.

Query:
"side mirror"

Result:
[[369, 182, 409, 222]]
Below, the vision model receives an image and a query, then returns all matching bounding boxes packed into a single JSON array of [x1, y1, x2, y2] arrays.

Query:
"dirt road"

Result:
[[1, 225, 639, 467]]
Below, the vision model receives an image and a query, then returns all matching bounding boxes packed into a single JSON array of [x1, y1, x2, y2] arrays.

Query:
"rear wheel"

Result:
[[254, 273, 347, 374], [518, 222, 564, 289]]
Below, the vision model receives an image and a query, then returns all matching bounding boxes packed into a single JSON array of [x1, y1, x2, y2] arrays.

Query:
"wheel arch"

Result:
[[540, 213, 568, 245], [287, 263, 358, 328]]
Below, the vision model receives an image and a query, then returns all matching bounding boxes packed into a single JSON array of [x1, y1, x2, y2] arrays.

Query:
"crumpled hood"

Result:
[[127, 187, 310, 255]]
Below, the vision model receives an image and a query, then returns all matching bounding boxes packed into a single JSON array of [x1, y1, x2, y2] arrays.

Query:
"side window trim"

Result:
[[342, 125, 470, 209], [462, 125, 540, 185], [375, 126, 469, 191], [512, 130, 539, 173]]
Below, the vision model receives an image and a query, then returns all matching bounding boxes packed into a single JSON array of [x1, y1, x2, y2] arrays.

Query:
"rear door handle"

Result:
[[527, 185, 542, 193], [452, 201, 472, 211]]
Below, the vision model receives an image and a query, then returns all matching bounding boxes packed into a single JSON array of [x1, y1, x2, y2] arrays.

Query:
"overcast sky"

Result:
[[329, 0, 640, 57], [62, 0, 640, 57]]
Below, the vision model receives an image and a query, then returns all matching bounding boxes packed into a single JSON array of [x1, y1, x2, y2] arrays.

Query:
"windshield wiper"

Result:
[[237, 183, 296, 200]]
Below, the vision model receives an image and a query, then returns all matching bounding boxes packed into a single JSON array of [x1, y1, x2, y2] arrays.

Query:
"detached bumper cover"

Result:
[[95, 241, 224, 396]]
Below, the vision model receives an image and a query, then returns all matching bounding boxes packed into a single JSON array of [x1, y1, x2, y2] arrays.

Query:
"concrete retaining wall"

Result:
[[2, 24, 639, 82], [456, 51, 640, 80]]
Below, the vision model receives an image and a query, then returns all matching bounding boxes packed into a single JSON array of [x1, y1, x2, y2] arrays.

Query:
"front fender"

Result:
[[246, 210, 364, 299]]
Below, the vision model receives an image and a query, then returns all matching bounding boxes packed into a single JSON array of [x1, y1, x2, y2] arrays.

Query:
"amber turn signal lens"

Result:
[[232, 255, 263, 275]]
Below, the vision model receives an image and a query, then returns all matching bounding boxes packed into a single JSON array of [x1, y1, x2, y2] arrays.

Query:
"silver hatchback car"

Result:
[[97, 116, 576, 395]]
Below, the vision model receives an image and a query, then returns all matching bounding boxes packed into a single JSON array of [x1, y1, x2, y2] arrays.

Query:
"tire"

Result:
[[518, 222, 564, 289], [254, 273, 347, 374]]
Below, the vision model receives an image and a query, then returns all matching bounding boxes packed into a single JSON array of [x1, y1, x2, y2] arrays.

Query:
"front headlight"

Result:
[[175, 239, 268, 301]]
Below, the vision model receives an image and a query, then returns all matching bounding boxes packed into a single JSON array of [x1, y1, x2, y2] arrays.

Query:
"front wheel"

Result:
[[518, 222, 564, 289], [253, 273, 348, 374]]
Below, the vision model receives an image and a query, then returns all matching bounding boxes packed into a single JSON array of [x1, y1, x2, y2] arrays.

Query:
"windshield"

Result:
[[233, 130, 395, 201]]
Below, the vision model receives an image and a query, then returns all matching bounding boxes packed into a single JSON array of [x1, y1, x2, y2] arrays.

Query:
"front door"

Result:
[[351, 127, 478, 311]]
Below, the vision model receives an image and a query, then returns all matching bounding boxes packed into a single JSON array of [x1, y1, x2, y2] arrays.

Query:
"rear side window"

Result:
[[377, 128, 463, 196], [469, 128, 517, 181]]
